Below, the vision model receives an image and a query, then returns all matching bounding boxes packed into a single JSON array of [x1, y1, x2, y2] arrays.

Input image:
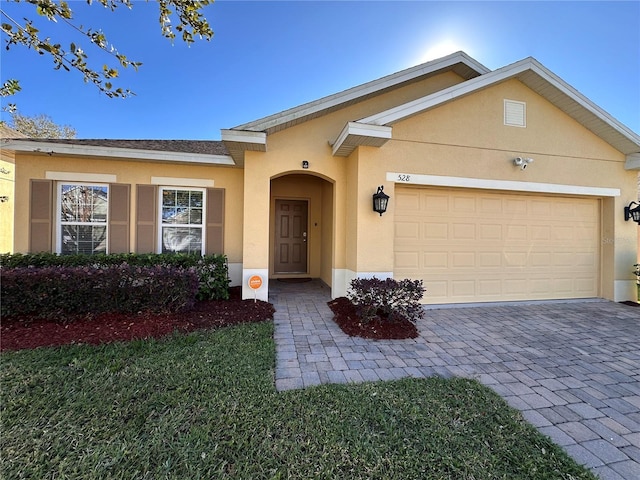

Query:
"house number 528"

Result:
[[397, 174, 411, 182]]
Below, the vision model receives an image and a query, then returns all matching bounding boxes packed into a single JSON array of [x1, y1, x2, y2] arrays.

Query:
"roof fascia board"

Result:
[[1, 140, 235, 166], [231, 51, 490, 134], [361, 58, 535, 126], [625, 153, 640, 170], [525, 59, 640, 147], [361, 58, 640, 153], [220, 129, 267, 148], [332, 122, 392, 156]]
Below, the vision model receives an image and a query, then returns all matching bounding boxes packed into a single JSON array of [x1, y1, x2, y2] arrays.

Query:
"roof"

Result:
[[0, 138, 233, 166], [5, 138, 228, 155], [0, 124, 28, 139], [230, 51, 489, 135], [223, 52, 640, 167], [342, 56, 640, 158]]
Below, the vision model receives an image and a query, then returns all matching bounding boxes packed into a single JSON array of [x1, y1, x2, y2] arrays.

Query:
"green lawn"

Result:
[[1, 322, 596, 479]]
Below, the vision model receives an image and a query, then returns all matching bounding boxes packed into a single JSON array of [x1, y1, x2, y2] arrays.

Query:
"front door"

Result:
[[274, 199, 308, 273]]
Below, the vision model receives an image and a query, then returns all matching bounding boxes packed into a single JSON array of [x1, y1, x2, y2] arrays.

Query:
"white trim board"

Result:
[[151, 176, 214, 187], [387, 172, 620, 197], [46, 171, 117, 183], [6, 141, 235, 166]]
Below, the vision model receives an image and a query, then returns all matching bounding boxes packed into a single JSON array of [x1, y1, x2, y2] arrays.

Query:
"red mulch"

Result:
[[0, 287, 275, 352], [328, 297, 418, 340]]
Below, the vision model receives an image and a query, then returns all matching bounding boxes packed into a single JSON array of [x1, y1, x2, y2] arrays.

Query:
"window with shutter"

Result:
[[158, 187, 205, 255], [57, 183, 108, 255]]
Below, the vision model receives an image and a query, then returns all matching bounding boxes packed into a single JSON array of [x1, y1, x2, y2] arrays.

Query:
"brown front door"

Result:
[[275, 199, 308, 273]]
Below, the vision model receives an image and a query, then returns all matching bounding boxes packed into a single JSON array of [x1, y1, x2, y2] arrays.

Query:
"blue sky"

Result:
[[1, 1, 639, 139]]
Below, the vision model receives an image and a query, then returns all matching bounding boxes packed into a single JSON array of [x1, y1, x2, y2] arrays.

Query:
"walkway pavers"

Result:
[[269, 279, 640, 479]]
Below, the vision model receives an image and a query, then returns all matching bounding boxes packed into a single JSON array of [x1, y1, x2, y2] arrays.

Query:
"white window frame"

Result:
[[56, 182, 109, 255], [157, 186, 206, 255]]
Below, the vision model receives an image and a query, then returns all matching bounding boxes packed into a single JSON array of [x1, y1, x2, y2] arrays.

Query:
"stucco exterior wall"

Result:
[[7, 68, 637, 304], [0, 151, 15, 253], [353, 79, 636, 301], [12, 154, 245, 267]]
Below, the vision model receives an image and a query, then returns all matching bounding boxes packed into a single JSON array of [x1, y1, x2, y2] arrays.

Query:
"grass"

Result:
[[1, 322, 596, 479]]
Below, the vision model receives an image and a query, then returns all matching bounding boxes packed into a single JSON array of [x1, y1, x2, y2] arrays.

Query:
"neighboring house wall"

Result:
[[0, 150, 15, 253]]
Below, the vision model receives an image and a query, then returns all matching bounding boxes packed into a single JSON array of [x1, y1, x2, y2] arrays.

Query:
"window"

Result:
[[58, 183, 108, 255], [159, 187, 205, 254]]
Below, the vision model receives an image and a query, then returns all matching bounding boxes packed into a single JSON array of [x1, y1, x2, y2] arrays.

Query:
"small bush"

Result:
[[347, 277, 426, 323], [0, 253, 229, 300], [1, 264, 199, 321]]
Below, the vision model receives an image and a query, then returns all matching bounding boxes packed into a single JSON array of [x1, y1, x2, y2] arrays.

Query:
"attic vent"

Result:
[[504, 100, 526, 127]]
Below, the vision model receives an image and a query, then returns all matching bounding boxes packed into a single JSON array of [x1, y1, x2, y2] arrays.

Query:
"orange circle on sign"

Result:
[[248, 275, 263, 290]]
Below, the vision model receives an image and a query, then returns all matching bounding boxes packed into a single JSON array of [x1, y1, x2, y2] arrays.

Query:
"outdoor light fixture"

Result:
[[513, 157, 534, 170], [372, 185, 390, 216], [624, 201, 640, 224], [302, 160, 309, 169]]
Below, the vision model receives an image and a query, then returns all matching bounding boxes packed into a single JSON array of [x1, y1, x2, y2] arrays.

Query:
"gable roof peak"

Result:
[[227, 51, 490, 136]]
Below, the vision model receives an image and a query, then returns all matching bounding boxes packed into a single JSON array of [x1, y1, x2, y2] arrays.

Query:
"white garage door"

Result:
[[394, 186, 600, 304]]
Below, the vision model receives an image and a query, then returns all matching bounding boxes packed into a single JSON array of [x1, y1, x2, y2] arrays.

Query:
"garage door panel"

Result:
[[425, 222, 448, 239], [394, 187, 600, 303], [395, 221, 420, 239]]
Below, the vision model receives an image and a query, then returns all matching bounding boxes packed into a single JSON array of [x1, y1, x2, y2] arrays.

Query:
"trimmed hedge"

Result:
[[1, 264, 199, 320], [347, 277, 426, 323], [0, 253, 230, 301]]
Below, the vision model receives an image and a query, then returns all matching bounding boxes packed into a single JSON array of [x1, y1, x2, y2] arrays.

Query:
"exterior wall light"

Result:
[[624, 201, 640, 224], [372, 185, 389, 216], [302, 160, 309, 169], [513, 157, 534, 170]]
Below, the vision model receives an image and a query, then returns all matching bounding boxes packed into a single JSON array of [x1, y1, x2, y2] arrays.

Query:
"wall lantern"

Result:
[[372, 185, 390, 216], [624, 201, 640, 224]]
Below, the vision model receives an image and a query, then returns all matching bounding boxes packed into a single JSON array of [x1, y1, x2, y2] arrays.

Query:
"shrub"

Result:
[[1, 264, 199, 321], [347, 277, 426, 323], [0, 253, 229, 300]]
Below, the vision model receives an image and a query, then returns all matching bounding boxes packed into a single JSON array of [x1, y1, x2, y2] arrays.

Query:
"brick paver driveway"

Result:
[[271, 280, 640, 479]]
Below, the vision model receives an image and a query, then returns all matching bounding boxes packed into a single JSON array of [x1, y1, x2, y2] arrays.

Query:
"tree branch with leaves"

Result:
[[0, 0, 213, 108]]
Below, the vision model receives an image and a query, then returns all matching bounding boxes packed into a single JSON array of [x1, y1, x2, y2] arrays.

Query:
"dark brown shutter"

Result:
[[29, 179, 53, 253], [136, 185, 157, 253], [109, 183, 130, 253], [206, 188, 224, 254]]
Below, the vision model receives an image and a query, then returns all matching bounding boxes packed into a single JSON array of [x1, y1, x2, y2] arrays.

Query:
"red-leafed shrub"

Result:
[[347, 277, 425, 323], [1, 264, 199, 322]]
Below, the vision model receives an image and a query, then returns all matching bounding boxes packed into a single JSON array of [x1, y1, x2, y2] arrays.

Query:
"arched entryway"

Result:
[[270, 173, 334, 288]]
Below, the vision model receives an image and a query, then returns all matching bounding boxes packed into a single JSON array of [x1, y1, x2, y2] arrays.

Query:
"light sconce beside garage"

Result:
[[373, 185, 390, 216], [624, 201, 640, 224], [513, 157, 534, 170]]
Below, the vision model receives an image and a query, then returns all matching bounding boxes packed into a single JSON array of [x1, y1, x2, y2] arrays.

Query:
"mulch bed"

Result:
[[328, 297, 418, 340], [0, 287, 275, 352], [2, 289, 419, 351]]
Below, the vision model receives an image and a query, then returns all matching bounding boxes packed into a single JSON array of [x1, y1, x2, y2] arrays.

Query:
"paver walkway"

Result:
[[270, 279, 640, 480]]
